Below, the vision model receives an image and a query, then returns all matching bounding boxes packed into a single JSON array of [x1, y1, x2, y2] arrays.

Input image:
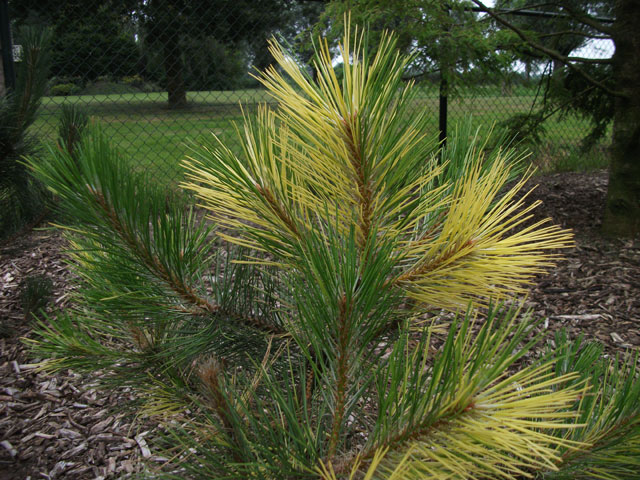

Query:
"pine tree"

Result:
[[28, 22, 640, 479], [0, 27, 52, 239]]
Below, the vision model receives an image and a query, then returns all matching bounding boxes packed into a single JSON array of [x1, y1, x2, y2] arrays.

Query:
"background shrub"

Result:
[[49, 83, 81, 96]]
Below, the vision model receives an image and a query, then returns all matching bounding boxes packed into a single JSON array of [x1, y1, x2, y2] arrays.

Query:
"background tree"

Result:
[[136, 0, 303, 108], [491, 0, 614, 149], [10, 0, 317, 107], [472, 0, 637, 236], [250, 0, 326, 74], [495, 0, 599, 75], [9, 0, 139, 81], [318, 1, 510, 94]]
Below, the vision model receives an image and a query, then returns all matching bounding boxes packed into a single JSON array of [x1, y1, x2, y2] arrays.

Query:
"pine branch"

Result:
[[340, 110, 373, 248], [89, 186, 219, 315], [332, 308, 586, 478], [30, 129, 287, 340], [558, 3, 613, 35], [540, 332, 640, 478], [327, 293, 351, 460], [470, 0, 622, 98]]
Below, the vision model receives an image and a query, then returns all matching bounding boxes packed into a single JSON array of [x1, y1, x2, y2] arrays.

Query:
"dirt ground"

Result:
[[1, 170, 639, 479]]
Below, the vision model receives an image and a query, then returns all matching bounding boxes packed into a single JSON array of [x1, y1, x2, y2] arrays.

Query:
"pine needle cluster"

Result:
[[27, 22, 640, 480], [0, 27, 52, 239]]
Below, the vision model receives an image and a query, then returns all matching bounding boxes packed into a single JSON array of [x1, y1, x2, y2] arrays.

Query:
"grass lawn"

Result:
[[34, 90, 276, 184], [31, 87, 607, 186]]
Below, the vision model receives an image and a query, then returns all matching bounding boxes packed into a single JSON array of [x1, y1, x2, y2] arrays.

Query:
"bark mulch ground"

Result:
[[1, 170, 639, 479]]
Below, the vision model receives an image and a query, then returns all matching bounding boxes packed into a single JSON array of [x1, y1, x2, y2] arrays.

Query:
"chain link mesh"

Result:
[[6, 1, 612, 185]]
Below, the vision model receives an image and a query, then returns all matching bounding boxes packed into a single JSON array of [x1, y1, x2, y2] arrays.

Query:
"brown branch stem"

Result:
[[90, 187, 218, 314], [537, 30, 611, 40], [327, 294, 351, 461], [470, 0, 623, 98], [89, 186, 287, 336], [341, 111, 373, 249], [397, 238, 476, 285], [255, 184, 301, 238], [197, 357, 246, 463]]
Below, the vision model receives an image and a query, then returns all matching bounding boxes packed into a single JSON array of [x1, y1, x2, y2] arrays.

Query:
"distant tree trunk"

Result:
[[252, 41, 275, 74], [0, 51, 5, 97], [162, 38, 187, 109], [142, 0, 187, 109], [603, 0, 640, 236]]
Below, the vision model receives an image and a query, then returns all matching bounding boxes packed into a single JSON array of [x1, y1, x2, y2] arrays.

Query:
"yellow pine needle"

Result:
[[378, 370, 586, 480], [138, 381, 192, 418], [397, 157, 572, 310], [183, 18, 573, 307], [316, 447, 398, 480]]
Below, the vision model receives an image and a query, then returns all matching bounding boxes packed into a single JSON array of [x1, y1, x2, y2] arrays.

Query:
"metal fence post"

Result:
[[438, 5, 451, 150], [0, 0, 15, 93], [439, 76, 448, 148]]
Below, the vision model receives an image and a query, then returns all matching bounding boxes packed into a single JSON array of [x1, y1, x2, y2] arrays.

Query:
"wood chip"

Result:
[[1, 440, 17, 458], [49, 460, 73, 478], [89, 416, 113, 435], [135, 433, 151, 458], [58, 428, 82, 439], [610, 332, 625, 343], [553, 314, 601, 321], [64, 442, 88, 459]]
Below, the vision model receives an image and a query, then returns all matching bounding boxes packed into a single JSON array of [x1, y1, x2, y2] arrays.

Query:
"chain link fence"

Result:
[[3, 1, 612, 186], [444, 34, 614, 171]]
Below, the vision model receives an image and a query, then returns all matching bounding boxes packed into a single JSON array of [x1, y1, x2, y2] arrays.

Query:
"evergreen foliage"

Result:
[[20, 274, 53, 321], [27, 23, 640, 479], [0, 27, 52, 240], [57, 104, 88, 158]]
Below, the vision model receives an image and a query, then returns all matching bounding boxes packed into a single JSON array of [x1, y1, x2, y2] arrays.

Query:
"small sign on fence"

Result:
[[12, 44, 21, 62]]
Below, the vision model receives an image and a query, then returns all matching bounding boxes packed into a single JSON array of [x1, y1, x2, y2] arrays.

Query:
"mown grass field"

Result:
[[32, 87, 607, 185]]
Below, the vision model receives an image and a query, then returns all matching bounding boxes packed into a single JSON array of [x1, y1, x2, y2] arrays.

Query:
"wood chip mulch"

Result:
[[0, 231, 167, 479], [525, 171, 640, 353], [1, 170, 639, 479]]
